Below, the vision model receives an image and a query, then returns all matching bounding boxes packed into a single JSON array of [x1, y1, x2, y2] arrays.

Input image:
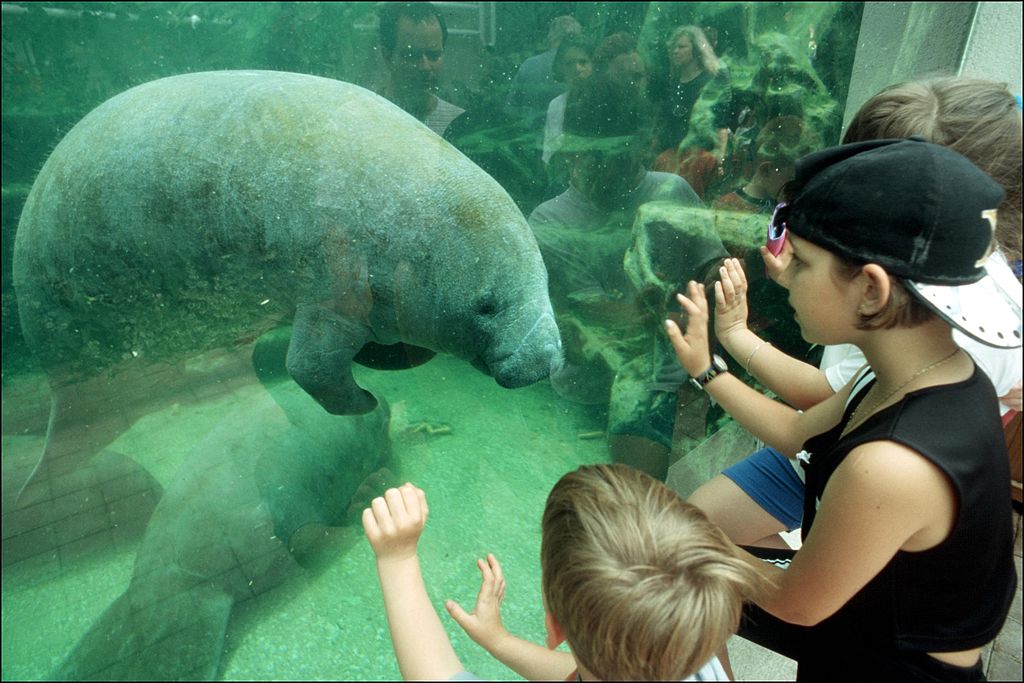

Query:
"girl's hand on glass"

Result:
[[760, 239, 793, 283], [714, 258, 750, 343], [664, 280, 712, 378], [446, 553, 508, 651]]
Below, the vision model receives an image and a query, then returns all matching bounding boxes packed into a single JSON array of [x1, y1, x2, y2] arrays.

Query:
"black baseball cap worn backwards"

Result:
[[782, 137, 1022, 348]]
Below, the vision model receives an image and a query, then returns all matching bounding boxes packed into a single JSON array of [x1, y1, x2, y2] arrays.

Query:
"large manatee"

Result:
[[13, 70, 561, 501]]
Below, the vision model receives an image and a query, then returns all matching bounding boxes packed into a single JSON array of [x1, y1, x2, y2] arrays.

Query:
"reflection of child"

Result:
[[363, 465, 765, 680], [712, 116, 819, 214], [666, 139, 1018, 678]]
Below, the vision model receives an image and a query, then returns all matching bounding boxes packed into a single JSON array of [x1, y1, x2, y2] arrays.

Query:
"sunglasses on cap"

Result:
[[766, 202, 788, 256]]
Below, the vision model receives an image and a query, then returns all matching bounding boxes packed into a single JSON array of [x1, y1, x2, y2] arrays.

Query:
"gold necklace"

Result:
[[841, 348, 962, 438]]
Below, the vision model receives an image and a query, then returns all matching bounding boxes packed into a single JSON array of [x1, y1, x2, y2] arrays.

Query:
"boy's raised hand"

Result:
[[446, 553, 509, 650], [714, 258, 751, 343], [362, 483, 428, 564], [665, 280, 713, 378]]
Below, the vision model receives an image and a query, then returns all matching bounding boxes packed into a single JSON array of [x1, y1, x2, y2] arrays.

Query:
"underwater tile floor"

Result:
[[4, 356, 1019, 679]]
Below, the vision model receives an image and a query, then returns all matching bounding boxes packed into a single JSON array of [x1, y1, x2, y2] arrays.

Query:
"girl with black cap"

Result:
[[665, 138, 1018, 680]]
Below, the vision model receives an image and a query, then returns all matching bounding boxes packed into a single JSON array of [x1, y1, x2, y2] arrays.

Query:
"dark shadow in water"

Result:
[[50, 328, 395, 681]]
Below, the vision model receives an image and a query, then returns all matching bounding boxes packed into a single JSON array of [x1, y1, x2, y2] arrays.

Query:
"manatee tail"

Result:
[[52, 583, 233, 681], [16, 387, 128, 508]]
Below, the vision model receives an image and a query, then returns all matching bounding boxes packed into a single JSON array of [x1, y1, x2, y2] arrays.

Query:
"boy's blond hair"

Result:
[[541, 464, 766, 680]]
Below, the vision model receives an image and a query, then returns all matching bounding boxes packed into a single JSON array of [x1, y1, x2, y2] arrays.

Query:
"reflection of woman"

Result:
[[542, 38, 594, 164], [654, 26, 731, 161], [652, 26, 732, 198]]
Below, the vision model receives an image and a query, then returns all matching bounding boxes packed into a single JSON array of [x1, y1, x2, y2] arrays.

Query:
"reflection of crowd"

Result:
[[385, 8, 849, 482], [373, 4, 1020, 479]]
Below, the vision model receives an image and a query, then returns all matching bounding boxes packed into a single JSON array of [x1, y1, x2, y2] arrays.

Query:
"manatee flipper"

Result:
[[52, 584, 233, 681], [286, 304, 377, 414]]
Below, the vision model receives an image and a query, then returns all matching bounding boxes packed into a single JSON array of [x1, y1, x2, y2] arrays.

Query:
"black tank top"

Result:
[[799, 365, 1017, 652]]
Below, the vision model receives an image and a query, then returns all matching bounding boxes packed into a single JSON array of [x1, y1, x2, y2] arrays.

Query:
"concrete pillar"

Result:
[[959, 1, 1022, 92], [841, 2, 981, 133]]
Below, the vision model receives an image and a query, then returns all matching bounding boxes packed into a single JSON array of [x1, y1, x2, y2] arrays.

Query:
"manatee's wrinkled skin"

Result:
[[13, 70, 561, 498], [14, 70, 561, 405]]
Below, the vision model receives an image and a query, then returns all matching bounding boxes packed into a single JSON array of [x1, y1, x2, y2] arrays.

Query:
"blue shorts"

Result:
[[722, 447, 804, 531]]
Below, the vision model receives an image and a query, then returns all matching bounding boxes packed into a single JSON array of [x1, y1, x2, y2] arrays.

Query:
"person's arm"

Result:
[[446, 554, 577, 681], [363, 484, 465, 681], [735, 440, 958, 626], [666, 279, 845, 456], [1002, 383, 1022, 412], [713, 257, 835, 409], [713, 127, 730, 163]]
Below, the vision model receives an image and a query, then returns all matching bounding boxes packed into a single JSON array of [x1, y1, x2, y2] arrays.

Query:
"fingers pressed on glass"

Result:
[[714, 280, 727, 307], [719, 269, 735, 300], [675, 292, 699, 315], [398, 483, 421, 520], [372, 496, 395, 533], [478, 557, 494, 583], [488, 553, 503, 582], [361, 507, 379, 536], [384, 487, 407, 522], [417, 486, 429, 519], [730, 258, 748, 287]]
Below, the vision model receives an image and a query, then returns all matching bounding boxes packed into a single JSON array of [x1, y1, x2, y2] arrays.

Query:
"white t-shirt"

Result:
[[423, 96, 465, 138], [450, 653, 729, 681]]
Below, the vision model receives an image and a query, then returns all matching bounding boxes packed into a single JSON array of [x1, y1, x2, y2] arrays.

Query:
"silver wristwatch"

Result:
[[690, 354, 728, 390]]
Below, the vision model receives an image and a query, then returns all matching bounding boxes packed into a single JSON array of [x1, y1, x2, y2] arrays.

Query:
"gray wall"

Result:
[[842, 2, 1023, 134], [960, 1, 1022, 91]]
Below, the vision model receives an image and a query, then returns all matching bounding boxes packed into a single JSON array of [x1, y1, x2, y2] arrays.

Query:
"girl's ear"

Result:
[[858, 263, 892, 315], [544, 611, 567, 650]]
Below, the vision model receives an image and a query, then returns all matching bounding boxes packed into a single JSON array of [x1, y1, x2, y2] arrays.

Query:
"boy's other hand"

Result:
[[362, 483, 428, 564], [446, 553, 509, 650], [665, 280, 713, 378]]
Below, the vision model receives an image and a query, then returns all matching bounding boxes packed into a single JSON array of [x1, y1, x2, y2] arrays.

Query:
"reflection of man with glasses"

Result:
[[378, 2, 464, 137], [530, 74, 724, 480]]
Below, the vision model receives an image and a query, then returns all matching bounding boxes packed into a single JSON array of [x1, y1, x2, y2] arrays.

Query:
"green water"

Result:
[[2, 354, 606, 680], [2, 2, 861, 680]]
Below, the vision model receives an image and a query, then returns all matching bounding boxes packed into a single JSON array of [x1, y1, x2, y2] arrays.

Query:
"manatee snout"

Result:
[[486, 311, 563, 388]]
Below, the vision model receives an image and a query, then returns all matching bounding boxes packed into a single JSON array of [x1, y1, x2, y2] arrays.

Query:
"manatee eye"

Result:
[[474, 295, 498, 318]]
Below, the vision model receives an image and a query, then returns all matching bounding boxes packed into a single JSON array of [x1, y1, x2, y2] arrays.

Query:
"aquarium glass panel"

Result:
[[3, 3, 866, 680]]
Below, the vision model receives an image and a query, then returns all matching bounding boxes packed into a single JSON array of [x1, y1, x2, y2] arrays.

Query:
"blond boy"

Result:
[[363, 464, 765, 680]]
